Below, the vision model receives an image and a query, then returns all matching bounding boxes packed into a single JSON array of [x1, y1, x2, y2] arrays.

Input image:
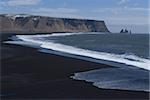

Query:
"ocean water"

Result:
[[5, 32, 150, 92]]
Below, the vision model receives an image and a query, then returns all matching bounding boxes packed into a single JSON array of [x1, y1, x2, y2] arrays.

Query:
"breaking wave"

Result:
[[4, 32, 150, 92], [5, 33, 150, 71]]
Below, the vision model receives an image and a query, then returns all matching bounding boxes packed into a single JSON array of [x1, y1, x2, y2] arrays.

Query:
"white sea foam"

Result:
[[41, 42, 150, 70], [5, 33, 150, 92], [72, 68, 149, 92], [5, 33, 150, 71]]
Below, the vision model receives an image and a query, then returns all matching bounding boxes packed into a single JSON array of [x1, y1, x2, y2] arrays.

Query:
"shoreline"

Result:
[[1, 34, 149, 99]]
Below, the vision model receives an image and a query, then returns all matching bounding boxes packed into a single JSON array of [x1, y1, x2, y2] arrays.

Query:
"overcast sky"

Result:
[[0, 0, 149, 33]]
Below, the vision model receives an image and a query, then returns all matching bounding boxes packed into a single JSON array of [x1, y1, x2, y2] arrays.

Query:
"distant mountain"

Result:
[[0, 14, 110, 34]]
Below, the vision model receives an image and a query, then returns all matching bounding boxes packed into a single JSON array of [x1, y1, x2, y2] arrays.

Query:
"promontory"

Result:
[[0, 14, 110, 33]]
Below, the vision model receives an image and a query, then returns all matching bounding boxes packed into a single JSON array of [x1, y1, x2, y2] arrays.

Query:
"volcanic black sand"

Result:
[[0, 33, 149, 100]]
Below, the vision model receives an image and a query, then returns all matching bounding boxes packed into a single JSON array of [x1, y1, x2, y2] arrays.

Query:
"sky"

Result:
[[0, 0, 149, 33]]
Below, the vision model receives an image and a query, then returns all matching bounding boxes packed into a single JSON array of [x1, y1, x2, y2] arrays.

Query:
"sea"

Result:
[[5, 32, 150, 92]]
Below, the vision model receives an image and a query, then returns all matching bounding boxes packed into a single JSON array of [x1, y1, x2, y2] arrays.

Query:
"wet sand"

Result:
[[1, 33, 149, 100]]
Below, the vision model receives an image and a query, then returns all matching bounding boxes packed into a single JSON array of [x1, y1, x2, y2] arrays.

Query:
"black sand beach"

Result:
[[1, 34, 149, 100]]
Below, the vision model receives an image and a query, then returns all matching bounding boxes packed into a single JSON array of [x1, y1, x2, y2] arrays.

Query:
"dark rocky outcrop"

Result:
[[0, 14, 110, 33]]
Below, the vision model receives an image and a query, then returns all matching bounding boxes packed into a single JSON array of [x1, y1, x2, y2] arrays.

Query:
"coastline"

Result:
[[1, 34, 149, 99]]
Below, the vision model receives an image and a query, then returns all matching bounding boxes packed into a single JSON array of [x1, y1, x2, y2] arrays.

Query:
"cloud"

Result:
[[33, 8, 79, 13], [0, 0, 41, 6], [124, 6, 150, 12], [31, 7, 82, 18], [92, 8, 121, 15], [92, 6, 149, 26], [92, 7, 149, 16], [105, 16, 149, 25], [118, 0, 130, 5]]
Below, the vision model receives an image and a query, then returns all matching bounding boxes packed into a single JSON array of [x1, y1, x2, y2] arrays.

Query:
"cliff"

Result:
[[0, 14, 109, 33]]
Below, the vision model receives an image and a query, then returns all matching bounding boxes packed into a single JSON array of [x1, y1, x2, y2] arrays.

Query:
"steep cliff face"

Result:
[[0, 14, 109, 33]]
